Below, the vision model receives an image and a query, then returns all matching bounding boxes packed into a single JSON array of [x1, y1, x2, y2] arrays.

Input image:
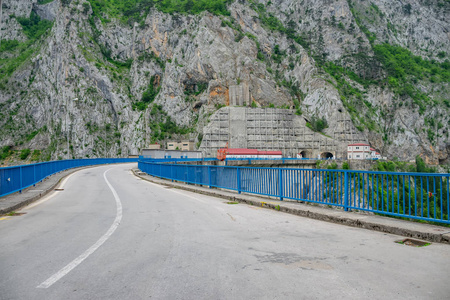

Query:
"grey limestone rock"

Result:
[[0, 0, 448, 166]]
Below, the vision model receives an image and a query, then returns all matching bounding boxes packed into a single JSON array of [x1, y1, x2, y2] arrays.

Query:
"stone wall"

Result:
[[200, 107, 358, 158]]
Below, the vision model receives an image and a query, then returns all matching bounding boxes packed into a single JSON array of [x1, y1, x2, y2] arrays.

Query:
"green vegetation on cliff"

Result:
[[0, 146, 13, 161], [249, 1, 309, 50], [347, 0, 449, 118], [16, 11, 53, 40], [373, 43, 450, 114], [306, 116, 329, 133], [37, 0, 55, 4], [374, 44, 450, 84], [0, 12, 53, 83], [149, 104, 193, 143], [134, 75, 161, 111], [87, 0, 232, 24]]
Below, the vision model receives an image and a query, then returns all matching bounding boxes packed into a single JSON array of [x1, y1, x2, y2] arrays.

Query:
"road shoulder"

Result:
[[132, 169, 450, 244]]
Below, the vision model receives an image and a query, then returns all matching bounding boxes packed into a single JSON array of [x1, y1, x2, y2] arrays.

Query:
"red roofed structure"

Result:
[[217, 144, 282, 160], [226, 149, 259, 155], [347, 143, 383, 160]]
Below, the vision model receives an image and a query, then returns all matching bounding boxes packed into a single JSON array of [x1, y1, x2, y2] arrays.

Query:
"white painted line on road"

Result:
[[37, 168, 123, 289], [144, 180, 208, 203], [24, 172, 76, 210]]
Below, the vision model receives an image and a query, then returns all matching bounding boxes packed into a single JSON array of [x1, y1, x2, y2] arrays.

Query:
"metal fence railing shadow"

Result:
[[0, 158, 138, 197], [138, 161, 450, 225]]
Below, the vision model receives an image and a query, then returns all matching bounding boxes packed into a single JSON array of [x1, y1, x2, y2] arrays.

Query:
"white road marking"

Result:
[[144, 180, 208, 203], [24, 172, 76, 210], [37, 168, 122, 289], [170, 188, 208, 203], [141, 179, 242, 222]]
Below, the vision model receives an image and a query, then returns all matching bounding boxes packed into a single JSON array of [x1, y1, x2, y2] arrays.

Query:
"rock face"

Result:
[[33, 0, 59, 21], [0, 0, 448, 165]]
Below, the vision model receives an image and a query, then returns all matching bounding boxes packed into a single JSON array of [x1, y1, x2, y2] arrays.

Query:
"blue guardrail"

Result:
[[138, 161, 450, 224], [0, 158, 138, 197]]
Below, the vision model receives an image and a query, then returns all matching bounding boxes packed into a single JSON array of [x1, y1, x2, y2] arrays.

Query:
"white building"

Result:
[[347, 143, 371, 160], [348, 144, 382, 160], [141, 149, 202, 159], [167, 140, 195, 151], [370, 148, 382, 159]]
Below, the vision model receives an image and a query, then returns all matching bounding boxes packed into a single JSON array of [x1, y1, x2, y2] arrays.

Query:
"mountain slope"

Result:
[[0, 0, 448, 164]]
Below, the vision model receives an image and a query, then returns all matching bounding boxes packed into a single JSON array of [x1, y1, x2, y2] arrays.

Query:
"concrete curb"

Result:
[[132, 170, 450, 244], [0, 163, 140, 215], [1, 165, 104, 215]]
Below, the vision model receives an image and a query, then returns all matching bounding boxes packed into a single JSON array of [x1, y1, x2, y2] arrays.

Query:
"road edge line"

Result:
[[131, 169, 450, 245], [36, 168, 123, 288]]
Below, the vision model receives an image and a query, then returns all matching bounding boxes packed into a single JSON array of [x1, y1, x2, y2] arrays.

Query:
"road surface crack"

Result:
[[227, 213, 236, 221]]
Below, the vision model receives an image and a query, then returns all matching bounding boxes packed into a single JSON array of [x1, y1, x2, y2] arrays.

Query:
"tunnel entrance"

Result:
[[321, 152, 334, 159], [298, 150, 312, 158]]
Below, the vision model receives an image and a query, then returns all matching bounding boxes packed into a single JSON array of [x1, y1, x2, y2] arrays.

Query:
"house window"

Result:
[[356, 147, 360, 150], [349, 155, 352, 159], [356, 155, 360, 158]]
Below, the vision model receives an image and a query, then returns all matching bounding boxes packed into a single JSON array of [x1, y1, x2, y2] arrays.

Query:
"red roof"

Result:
[[226, 148, 259, 155], [370, 148, 375, 151], [222, 149, 283, 155], [348, 143, 370, 146]]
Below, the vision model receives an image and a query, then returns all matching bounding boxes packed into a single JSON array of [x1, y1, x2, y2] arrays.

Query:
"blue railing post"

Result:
[[279, 168, 283, 201], [19, 165, 23, 193], [344, 171, 349, 211], [1, 158, 138, 197], [208, 166, 212, 188], [237, 167, 241, 194]]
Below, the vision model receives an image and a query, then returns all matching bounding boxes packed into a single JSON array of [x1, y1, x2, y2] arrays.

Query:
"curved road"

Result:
[[0, 164, 449, 299]]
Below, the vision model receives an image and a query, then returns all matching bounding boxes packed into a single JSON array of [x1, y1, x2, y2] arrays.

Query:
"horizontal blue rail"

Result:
[[139, 157, 217, 162], [0, 158, 138, 197], [138, 161, 450, 224], [225, 157, 339, 161], [223, 158, 341, 165]]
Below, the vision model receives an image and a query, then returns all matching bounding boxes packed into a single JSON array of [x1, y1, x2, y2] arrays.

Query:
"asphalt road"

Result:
[[1, 163, 449, 299]]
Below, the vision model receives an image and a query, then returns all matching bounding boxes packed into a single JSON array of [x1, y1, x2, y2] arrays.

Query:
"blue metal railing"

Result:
[[138, 156, 217, 162], [223, 157, 338, 165], [0, 158, 138, 197], [224, 157, 337, 161], [138, 161, 450, 224]]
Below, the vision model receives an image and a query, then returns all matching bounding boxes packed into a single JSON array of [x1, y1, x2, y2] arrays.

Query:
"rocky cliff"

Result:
[[0, 0, 448, 165]]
